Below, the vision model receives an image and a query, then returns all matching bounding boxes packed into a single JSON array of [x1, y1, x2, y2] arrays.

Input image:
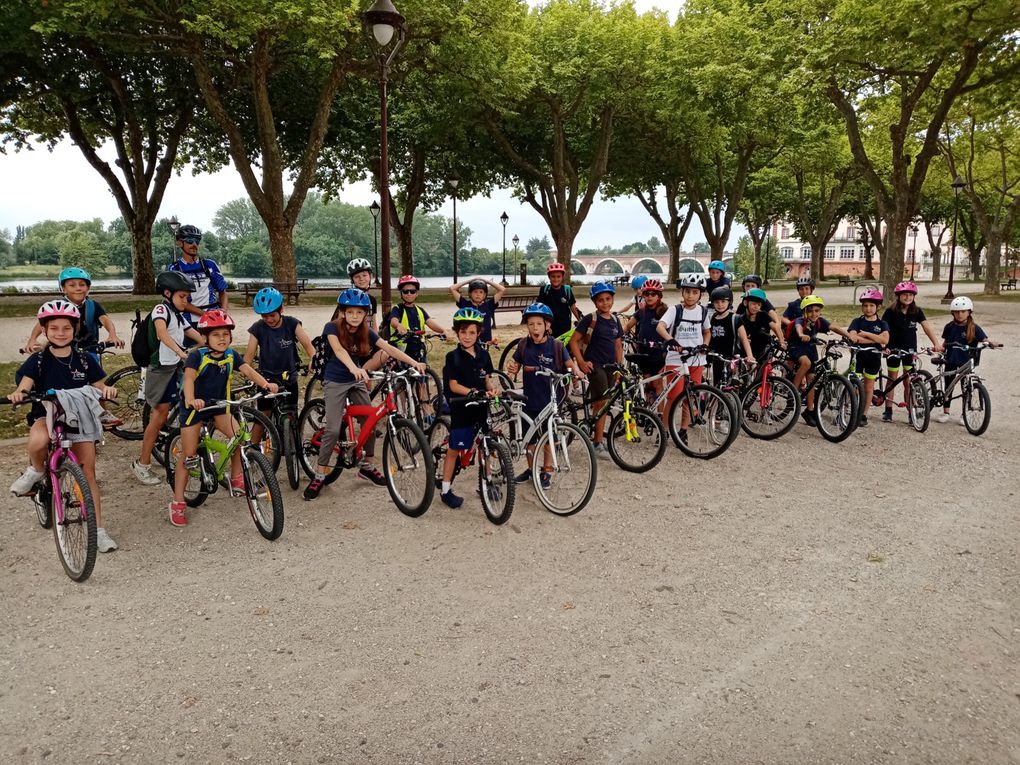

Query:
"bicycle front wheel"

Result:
[[906, 375, 930, 433], [382, 417, 435, 518], [668, 384, 739, 459], [962, 378, 991, 436], [241, 406, 281, 472], [740, 376, 800, 440], [606, 405, 666, 473], [532, 422, 597, 516], [479, 438, 515, 525], [106, 365, 146, 440], [281, 414, 301, 490], [52, 461, 97, 582], [33, 482, 52, 529], [815, 374, 858, 443], [243, 449, 284, 540]]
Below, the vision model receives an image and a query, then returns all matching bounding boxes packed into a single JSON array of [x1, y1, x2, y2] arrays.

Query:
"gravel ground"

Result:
[[1, 287, 1017, 764]]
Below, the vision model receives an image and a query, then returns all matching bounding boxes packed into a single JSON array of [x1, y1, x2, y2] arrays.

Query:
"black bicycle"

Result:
[[919, 342, 1000, 436]]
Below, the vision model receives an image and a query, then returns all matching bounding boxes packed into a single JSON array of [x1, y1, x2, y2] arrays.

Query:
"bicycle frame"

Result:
[[499, 370, 580, 472], [44, 414, 81, 527]]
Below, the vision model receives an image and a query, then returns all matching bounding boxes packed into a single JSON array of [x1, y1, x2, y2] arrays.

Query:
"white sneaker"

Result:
[[935, 411, 951, 424], [957, 415, 966, 427], [593, 442, 610, 460], [9, 466, 45, 496], [99, 409, 123, 428], [96, 527, 118, 553], [131, 460, 162, 486]]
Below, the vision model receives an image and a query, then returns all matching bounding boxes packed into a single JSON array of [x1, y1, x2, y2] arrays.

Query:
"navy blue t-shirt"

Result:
[[248, 315, 301, 377], [443, 345, 494, 428], [575, 313, 623, 366], [322, 323, 380, 384], [633, 307, 665, 346], [789, 316, 831, 349], [17, 347, 105, 423], [184, 348, 240, 404], [942, 321, 987, 368], [456, 297, 498, 344], [740, 311, 774, 359], [848, 316, 888, 347], [882, 307, 928, 351], [705, 276, 730, 294], [512, 336, 570, 414], [783, 298, 804, 322], [536, 284, 577, 338], [69, 298, 106, 346]]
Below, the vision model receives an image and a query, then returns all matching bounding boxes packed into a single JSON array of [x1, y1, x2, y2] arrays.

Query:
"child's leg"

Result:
[[593, 398, 608, 442], [139, 403, 169, 464], [70, 441, 102, 527], [347, 385, 377, 464], [443, 448, 460, 484], [804, 373, 816, 409], [214, 413, 241, 481], [27, 420, 49, 472], [681, 366, 704, 429], [886, 364, 900, 407], [862, 377, 876, 415], [793, 355, 811, 391], [173, 425, 201, 502], [315, 382, 348, 473]]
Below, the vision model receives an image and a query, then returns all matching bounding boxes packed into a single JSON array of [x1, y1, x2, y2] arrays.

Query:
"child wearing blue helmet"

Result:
[[630, 274, 648, 314], [705, 260, 730, 295]]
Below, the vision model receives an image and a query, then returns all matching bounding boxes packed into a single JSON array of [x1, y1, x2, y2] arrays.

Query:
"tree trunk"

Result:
[[554, 230, 576, 274], [267, 224, 297, 282], [930, 246, 942, 282], [968, 249, 982, 281], [130, 220, 157, 292], [983, 234, 1001, 295], [667, 242, 681, 284], [881, 218, 909, 298], [809, 238, 827, 282], [396, 223, 413, 276]]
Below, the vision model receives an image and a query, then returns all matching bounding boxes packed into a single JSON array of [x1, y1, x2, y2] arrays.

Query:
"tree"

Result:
[[57, 229, 106, 277], [647, 236, 662, 252], [230, 240, 272, 279], [213, 198, 266, 243], [917, 172, 956, 281], [526, 236, 552, 257], [739, 164, 795, 278]]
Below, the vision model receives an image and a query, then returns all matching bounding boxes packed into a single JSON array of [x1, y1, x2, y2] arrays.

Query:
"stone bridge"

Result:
[[570, 253, 734, 276]]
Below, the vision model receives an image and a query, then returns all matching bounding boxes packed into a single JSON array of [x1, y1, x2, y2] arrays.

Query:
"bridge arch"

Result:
[[570, 260, 587, 275], [631, 258, 664, 275], [678, 258, 705, 274], [594, 258, 624, 275]]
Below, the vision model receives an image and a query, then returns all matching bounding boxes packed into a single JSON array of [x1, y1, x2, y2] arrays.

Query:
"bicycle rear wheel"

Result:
[[740, 376, 800, 440], [479, 437, 515, 525], [962, 378, 991, 436], [52, 461, 97, 582], [382, 417, 435, 518], [297, 398, 345, 484], [606, 405, 666, 472], [815, 374, 857, 443], [667, 384, 738, 459], [532, 422, 597, 516], [164, 430, 210, 507], [243, 449, 285, 540], [106, 365, 145, 440], [498, 337, 522, 373], [427, 416, 450, 483], [906, 375, 930, 433], [281, 414, 301, 490]]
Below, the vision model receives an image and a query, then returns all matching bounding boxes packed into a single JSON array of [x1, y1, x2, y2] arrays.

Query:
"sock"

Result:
[[442, 481, 452, 494], [314, 470, 326, 481]]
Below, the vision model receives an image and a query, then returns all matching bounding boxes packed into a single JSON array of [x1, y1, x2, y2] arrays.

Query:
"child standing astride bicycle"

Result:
[[737, 288, 784, 362], [569, 282, 624, 459], [624, 279, 668, 401], [847, 289, 890, 426], [507, 303, 575, 487], [171, 310, 278, 527], [440, 307, 502, 508], [936, 297, 999, 424], [389, 275, 449, 363], [9, 301, 120, 551], [305, 289, 427, 501], [788, 295, 851, 425], [245, 287, 316, 446], [707, 286, 741, 386], [880, 281, 941, 422], [656, 273, 711, 438]]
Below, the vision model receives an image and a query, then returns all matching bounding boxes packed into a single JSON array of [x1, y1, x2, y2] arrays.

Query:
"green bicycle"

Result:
[[163, 391, 286, 540]]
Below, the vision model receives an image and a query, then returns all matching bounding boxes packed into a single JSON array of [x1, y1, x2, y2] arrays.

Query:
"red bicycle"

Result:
[[297, 367, 435, 517], [737, 341, 802, 440]]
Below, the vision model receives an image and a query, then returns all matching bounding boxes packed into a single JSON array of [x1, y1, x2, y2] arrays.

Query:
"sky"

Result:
[[0, 0, 726, 256]]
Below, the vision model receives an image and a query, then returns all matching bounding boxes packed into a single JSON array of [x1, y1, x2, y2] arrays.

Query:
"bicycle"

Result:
[[163, 391, 286, 540], [297, 367, 435, 517], [255, 371, 302, 490], [1, 391, 100, 581], [99, 310, 148, 441], [428, 392, 516, 525], [735, 343, 801, 440], [866, 348, 930, 433], [919, 342, 1000, 436], [787, 339, 860, 443]]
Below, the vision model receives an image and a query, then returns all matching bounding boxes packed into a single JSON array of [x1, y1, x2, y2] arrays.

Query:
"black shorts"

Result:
[[404, 338, 428, 364], [587, 365, 614, 402], [632, 350, 665, 377], [886, 351, 915, 371], [853, 349, 882, 380], [789, 345, 817, 364]]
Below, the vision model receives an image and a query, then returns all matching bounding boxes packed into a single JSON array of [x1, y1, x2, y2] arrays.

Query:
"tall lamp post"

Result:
[[363, 0, 407, 324], [942, 175, 967, 304], [167, 215, 180, 267], [512, 234, 520, 285], [499, 211, 509, 286], [762, 229, 771, 286], [369, 201, 380, 286], [449, 173, 460, 283], [909, 224, 918, 280]]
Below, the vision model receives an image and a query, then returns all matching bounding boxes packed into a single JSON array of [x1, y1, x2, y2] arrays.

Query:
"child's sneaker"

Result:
[[539, 471, 552, 490], [957, 415, 966, 427], [441, 490, 464, 509], [935, 411, 951, 423], [358, 464, 386, 486], [99, 410, 123, 429], [859, 415, 869, 427], [303, 477, 324, 501], [230, 474, 246, 496], [9, 466, 44, 497], [169, 501, 187, 527], [593, 442, 610, 460], [802, 409, 817, 426], [881, 408, 893, 423], [514, 468, 533, 484], [132, 460, 162, 486], [96, 527, 118, 552]]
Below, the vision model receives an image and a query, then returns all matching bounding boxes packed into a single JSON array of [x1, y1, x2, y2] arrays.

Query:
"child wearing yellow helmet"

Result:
[[789, 295, 850, 425]]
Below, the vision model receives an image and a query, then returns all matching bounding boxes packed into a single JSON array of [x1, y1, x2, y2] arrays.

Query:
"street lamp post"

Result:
[[167, 215, 180, 267], [762, 229, 771, 286], [500, 211, 509, 286], [512, 234, 520, 285], [942, 175, 967, 304], [369, 201, 380, 286], [363, 0, 407, 325], [909, 224, 918, 280], [449, 173, 460, 283]]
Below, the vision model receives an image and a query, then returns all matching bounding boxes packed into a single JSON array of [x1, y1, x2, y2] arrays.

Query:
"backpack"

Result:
[[578, 312, 624, 355], [669, 304, 709, 338], [540, 283, 574, 304], [308, 333, 330, 381], [131, 302, 175, 367]]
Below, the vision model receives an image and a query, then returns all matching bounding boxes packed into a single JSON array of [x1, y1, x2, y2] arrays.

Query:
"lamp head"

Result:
[[951, 175, 966, 194], [363, 0, 405, 47], [500, 211, 509, 226], [369, 200, 380, 218]]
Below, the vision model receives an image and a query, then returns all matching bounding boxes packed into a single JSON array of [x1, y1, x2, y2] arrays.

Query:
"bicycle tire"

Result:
[[851, 375, 867, 427], [281, 414, 301, 490], [962, 378, 991, 436], [915, 369, 938, 410], [52, 460, 97, 582], [106, 365, 146, 440], [304, 375, 323, 405], [241, 406, 281, 473], [490, 370, 516, 395], [814, 374, 858, 443], [296, 397, 345, 485], [163, 431, 211, 507], [32, 482, 52, 529], [906, 375, 930, 433], [667, 384, 739, 459], [427, 416, 451, 483], [381, 417, 435, 518], [606, 405, 667, 473], [532, 422, 596, 516], [243, 448, 285, 540], [479, 437, 515, 526], [740, 375, 800, 440], [498, 337, 522, 373]]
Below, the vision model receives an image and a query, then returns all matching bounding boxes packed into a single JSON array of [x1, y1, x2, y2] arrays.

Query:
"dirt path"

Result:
[[1, 289, 1017, 763]]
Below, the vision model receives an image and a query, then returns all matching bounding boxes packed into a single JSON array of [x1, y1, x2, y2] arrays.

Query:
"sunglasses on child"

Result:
[[401, 288, 418, 295], [179, 237, 201, 245]]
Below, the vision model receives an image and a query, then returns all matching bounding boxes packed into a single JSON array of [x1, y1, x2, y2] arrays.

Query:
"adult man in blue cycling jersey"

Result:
[[168, 224, 229, 326]]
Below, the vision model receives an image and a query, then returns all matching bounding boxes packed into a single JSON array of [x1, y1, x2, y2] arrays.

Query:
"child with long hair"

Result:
[[936, 297, 999, 424], [879, 281, 941, 422]]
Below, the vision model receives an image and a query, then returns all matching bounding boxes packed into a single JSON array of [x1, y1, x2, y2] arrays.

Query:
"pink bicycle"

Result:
[[3, 391, 98, 581]]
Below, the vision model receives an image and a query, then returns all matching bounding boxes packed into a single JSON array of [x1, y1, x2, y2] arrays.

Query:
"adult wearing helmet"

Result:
[[167, 223, 229, 326], [449, 276, 505, 344], [782, 275, 817, 329], [537, 261, 582, 337], [389, 275, 449, 362], [879, 281, 942, 422], [347, 258, 378, 330], [847, 289, 891, 425], [705, 260, 730, 294]]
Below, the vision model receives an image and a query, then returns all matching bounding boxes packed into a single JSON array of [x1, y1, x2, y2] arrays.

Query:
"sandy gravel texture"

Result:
[[0, 288, 1017, 764]]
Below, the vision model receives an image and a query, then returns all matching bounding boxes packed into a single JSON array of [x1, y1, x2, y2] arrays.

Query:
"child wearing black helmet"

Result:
[[707, 286, 740, 386], [449, 276, 505, 345]]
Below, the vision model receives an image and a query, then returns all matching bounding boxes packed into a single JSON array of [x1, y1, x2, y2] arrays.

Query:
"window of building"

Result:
[[781, 247, 793, 260], [781, 227, 789, 239], [825, 247, 835, 260], [840, 247, 855, 260], [801, 246, 812, 259], [846, 227, 856, 240]]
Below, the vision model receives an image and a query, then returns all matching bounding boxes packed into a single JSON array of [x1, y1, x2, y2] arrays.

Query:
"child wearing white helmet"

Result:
[[656, 273, 711, 438], [847, 288, 890, 426], [936, 297, 999, 424], [347, 258, 378, 331]]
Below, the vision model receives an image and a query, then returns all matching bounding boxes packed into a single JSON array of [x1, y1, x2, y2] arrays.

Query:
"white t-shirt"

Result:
[[659, 304, 711, 367], [151, 303, 188, 366]]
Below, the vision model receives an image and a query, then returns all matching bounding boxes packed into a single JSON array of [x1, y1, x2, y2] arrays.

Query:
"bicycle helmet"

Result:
[[468, 279, 488, 293], [859, 288, 883, 304], [678, 272, 706, 291], [800, 295, 825, 310], [155, 270, 195, 294], [337, 287, 372, 308], [631, 274, 648, 290], [57, 267, 91, 287], [949, 296, 973, 311], [708, 260, 726, 273], [397, 274, 420, 289], [796, 275, 815, 288], [197, 308, 235, 332], [745, 288, 767, 303], [453, 306, 485, 324], [894, 280, 918, 295], [37, 299, 81, 324], [522, 302, 553, 320], [590, 281, 616, 298], [252, 287, 284, 314], [347, 257, 372, 278], [641, 279, 664, 294], [547, 262, 566, 275], [742, 274, 763, 288], [176, 224, 202, 241], [710, 286, 733, 303]]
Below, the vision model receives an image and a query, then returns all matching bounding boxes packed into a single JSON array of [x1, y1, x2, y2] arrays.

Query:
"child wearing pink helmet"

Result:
[[847, 288, 889, 426], [879, 281, 941, 422]]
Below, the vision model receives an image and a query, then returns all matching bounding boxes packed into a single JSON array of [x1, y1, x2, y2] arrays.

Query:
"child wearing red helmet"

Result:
[[847, 289, 890, 426], [536, 262, 582, 337]]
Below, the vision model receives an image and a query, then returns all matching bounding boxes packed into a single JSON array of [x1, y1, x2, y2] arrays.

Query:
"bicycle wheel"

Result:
[[106, 365, 145, 440], [606, 405, 666, 473], [906, 375, 930, 433], [962, 378, 991, 436], [243, 449, 285, 540], [916, 369, 938, 410], [498, 337, 522, 373], [667, 384, 738, 459], [240, 406, 281, 472], [304, 375, 322, 404], [740, 376, 800, 440], [490, 370, 516, 394], [164, 430, 210, 507], [32, 483, 52, 529], [280, 414, 301, 490], [427, 416, 450, 482], [814, 374, 858, 443], [52, 460, 97, 582], [478, 437, 515, 525], [532, 422, 597, 516], [381, 417, 435, 518], [416, 368, 444, 430], [297, 398, 344, 484]]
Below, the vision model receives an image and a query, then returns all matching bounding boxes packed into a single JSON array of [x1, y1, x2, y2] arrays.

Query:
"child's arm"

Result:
[[327, 334, 370, 383], [91, 379, 119, 399], [768, 308, 780, 326], [737, 325, 754, 361], [623, 315, 637, 334], [425, 318, 448, 339], [447, 376, 476, 397], [237, 361, 278, 393], [185, 327, 205, 345], [375, 337, 428, 373], [295, 324, 316, 360], [920, 319, 942, 351], [23, 323, 43, 354], [389, 312, 405, 336], [243, 334, 259, 368], [182, 367, 202, 409], [8, 373, 36, 403], [99, 314, 124, 347], [154, 318, 189, 363], [770, 318, 786, 347], [448, 280, 467, 302], [615, 336, 624, 365], [828, 323, 851, 340], [794, 321, 810, 342], [489, 279, 507, 303]]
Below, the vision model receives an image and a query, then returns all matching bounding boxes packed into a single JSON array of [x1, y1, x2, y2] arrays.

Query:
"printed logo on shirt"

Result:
[[70, 368, 87, 381]]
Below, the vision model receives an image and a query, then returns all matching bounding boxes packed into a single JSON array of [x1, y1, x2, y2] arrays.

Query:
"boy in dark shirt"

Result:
[[536, 262, 582, 338], [782, 275, 817, 329], [789, 295, 850, 424], [449, 277, 505, 345], [569, 282, 623, 458], [737, 289, 784, 361], [707, 286, 740, 386]]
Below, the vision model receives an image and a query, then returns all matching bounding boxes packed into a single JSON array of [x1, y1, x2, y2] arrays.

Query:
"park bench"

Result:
[[1000, 278, 1017, 291], [838, 275, 856, 287], [494, 294, 537, 324], [241, 279, 309, 306]]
